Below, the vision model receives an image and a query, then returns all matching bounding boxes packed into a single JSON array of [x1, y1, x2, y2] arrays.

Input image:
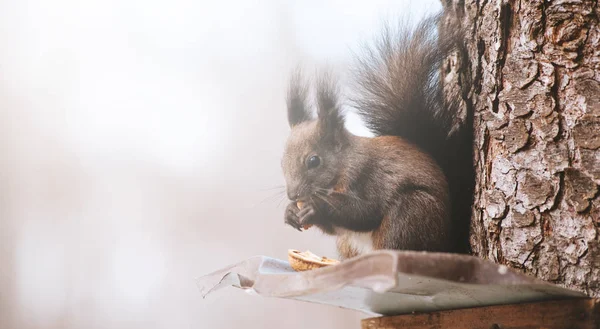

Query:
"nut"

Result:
[[288, 249, 339, 271]]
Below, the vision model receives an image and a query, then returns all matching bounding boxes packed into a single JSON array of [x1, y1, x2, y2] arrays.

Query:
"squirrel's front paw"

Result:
[[297, 204, 317, 227], [284, 202, 302, 231]]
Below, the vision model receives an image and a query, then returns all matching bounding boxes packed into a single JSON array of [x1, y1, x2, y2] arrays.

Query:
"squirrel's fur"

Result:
[[281, 13, 472, 258]]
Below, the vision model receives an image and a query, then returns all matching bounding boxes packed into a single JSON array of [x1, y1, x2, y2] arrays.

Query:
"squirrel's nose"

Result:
[[286, 187, 300, 201]]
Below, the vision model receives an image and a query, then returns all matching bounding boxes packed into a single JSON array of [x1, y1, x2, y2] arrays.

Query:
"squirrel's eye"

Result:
[[306, 155, 321, 169]]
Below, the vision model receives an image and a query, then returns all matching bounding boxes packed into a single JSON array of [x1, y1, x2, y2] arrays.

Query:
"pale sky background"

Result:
[[0, 1, 441, 328]]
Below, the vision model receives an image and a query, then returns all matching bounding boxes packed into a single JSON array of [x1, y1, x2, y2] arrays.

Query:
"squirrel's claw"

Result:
[[285, 202, 303, 231], [297, 206, 316, 226]]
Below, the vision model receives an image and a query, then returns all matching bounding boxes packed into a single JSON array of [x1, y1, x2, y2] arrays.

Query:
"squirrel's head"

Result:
[[281, 71, 349, 202]]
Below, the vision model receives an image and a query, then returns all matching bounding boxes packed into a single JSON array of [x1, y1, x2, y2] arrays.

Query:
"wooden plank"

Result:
[[361, 298, 599, 329]]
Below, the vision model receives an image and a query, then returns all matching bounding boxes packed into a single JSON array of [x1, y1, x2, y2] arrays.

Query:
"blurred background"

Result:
[[0, 0, 440, 328]]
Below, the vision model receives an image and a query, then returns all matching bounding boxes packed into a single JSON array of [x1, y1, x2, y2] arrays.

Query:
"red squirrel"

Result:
[[281, 13, 473, 259]]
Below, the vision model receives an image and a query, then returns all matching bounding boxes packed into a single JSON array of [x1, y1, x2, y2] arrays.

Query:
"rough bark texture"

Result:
[[442, 0, 600, 296]]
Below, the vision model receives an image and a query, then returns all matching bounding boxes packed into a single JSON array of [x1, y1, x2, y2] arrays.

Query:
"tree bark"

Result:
[[442, 0, 600, 296]]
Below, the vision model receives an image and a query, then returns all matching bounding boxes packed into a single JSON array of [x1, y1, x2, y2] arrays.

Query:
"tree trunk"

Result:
[[442, 0, 600, 296]]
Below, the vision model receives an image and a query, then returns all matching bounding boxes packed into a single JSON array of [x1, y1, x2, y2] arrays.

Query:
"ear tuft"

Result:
[[286, 68, 312, 127], [316, 71, 346, 142]]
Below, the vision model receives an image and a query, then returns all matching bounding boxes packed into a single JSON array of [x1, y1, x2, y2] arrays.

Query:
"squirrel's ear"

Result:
[[316, 72, 347, 145], [286, 69, 312, 127]]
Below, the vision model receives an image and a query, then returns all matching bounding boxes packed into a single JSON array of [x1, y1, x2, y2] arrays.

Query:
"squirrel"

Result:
[[281, 13, 473, 259]]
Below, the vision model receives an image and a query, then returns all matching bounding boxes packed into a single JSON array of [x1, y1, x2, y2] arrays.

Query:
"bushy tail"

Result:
[[352, 13, 460, 163], [353, 13, 473, 253]]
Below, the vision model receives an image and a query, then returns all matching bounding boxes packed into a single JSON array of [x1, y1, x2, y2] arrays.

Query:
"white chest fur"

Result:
[[335, 228, 374, 255]]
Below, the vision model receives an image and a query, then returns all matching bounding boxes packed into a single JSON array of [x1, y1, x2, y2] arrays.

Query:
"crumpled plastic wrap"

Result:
[[196, 250, 586, 316]]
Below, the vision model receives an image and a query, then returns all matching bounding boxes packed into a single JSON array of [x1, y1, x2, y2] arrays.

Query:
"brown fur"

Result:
[[336, 235, 359, 259], [281, 12, 472, 257], [372, 216, 391, 250]]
